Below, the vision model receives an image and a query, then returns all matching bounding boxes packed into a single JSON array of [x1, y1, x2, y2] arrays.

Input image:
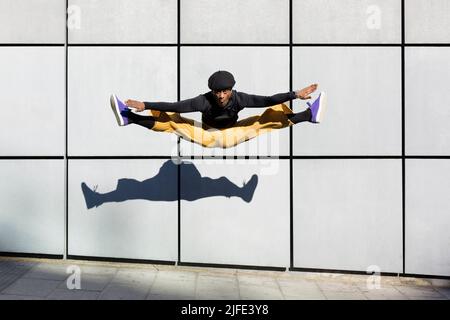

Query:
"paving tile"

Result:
[[434, 287, 450, 299], [277, 279, 322, 297], [196, 290, 239, 300], [362, 290, 409, 300], [156, 270, 197, 281], [196, 278, 239, 300], [237, 274, 279, 287], [0, 261, 37, 275], [148, 289, 197, 300], [394, 285, 446, 299], [22, 263, 70, 281], [58, 273, 113, 291], [324, 291, 368, 300], [150, 278, 196, 299], [0, 294, 44, 300], [2, 278, 61, 298], [405, 296, 448, 300], [239, 284, 284, 300], [316, 281, 360, 293], [99, 284, 150, 300], [0, 263, 16, 274], [147, 293, 194, 300], [428, 279, 450, 288], [197, 276, 236, 285], [0, 273, 21, 292], [46, 289, 101, 300], [77, 265, 118, 276], [111, 269, 157, 286], [284, 292, 327, 300]]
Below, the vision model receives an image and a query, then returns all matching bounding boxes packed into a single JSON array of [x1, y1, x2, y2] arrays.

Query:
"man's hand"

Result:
[[125, 99, 145, 112], [295, 83, 318, 100]]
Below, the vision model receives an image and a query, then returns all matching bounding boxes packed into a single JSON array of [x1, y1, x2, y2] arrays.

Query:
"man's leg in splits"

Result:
[[126, 111, 156, 129], [287, 108, 312, 124]]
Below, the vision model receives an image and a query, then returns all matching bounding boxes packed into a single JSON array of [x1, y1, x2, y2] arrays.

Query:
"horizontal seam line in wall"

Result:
[[178, 262, 286, 272], [67, 255, 176, 266], [2, 43, 449, 47], [66, 43, 450, 47], [60, 156, 450, 159], [67, 156, 173, 159], [293, 156, 450, 159], [290, 267, 399, 277], [405, 156, 450, 159], [64, 44, 418, 47], [402, 273, 450, 280], [0, 44, 65, 46], [292, 156, 403, 159], [0, 157, 64, 160], [2, 156, 448, 160], [67, 156, 291, 159], [0, 252, 63, 259], [67, 43, 178, 47]]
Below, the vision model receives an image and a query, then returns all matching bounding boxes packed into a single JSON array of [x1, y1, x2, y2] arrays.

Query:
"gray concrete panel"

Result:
[[293, 0, 401, 44], [0, 160, 64, 254], [180, 159, 290, 267], [0, 47, 65, 156], [405, 0, 450, 43], [405, 160, 450, 277], [293, 159, 402, 273], [68, 0, 177, 44], [293, 47, 401, 155], [406, 47, 450, 155], [68, 47, 178, 156], [68, 159, 178, 261], [0, 0, 65, 43], [180, 0, 289, 44]]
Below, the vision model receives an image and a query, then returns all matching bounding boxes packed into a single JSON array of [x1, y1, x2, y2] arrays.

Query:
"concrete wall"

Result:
[[0, 0, 449, 277]]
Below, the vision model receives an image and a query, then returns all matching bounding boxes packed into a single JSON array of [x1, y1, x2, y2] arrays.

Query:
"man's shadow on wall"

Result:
[[81, 160, 259, 209]]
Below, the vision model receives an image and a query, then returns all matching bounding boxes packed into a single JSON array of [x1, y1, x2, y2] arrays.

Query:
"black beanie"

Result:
[[208, 70, 236, 91]]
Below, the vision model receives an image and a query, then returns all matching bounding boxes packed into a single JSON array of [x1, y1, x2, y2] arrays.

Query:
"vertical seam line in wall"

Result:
[[64, 0, 69, 260], [401, 0, 406, 275], [177, 0, 181, 265], [289, 0, 294, 270]]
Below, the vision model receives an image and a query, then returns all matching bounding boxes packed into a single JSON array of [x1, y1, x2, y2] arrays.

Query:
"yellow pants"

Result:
[[148, 103, 295, 148]]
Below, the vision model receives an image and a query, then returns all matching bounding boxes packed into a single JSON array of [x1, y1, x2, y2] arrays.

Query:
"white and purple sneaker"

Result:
[[307, 91, 327, 123], [110, 94, 130, 126]]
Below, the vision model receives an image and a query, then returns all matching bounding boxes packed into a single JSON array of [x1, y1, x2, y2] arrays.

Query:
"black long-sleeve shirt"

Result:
[[144, 90, 297, 129]]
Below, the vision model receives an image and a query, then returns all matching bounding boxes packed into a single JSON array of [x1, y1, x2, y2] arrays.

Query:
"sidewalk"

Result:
[[0, 257, 449, 300]]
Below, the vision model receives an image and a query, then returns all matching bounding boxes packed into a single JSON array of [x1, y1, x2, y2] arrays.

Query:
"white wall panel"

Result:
[[69, 0, 177, 44], [0, 160, 64, 254], [293, 159, 402, 273], [293, 0, 401, 44], [406, 160, 450, 277], [0, 47, 65, 156], [68, 159, 178, 261], [181, 159, 290, 267], [0, 0, 65, 43], [293, 47, 401, 155], [181, 0, 289, 43], [406, 47, 450, 155], [405, 0, 450, 43], [68, 47, 178, 156]]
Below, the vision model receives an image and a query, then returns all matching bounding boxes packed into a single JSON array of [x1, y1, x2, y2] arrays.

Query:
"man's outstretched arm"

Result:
[[242, 83, 318, 107], [125, 95, 208, 113]]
